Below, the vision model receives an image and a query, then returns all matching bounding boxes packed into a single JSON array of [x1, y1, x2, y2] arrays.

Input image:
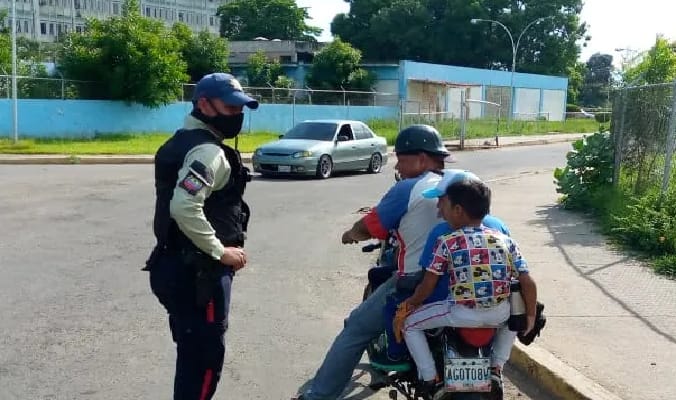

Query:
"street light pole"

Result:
[[11, 0, 18, 143], [471, 16, 555, 121]]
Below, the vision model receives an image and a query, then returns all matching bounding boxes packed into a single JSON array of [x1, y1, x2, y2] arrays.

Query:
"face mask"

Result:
[[208, 112, 244, 139], [192, 106, 244, 139]]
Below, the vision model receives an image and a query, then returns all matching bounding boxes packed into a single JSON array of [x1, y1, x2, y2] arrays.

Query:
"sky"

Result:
[[296, 0, 676, 68]]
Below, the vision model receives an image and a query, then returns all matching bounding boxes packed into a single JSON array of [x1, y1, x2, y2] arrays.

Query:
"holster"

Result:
[[141, 244, 166, 271], [181, 249, 232, 307]]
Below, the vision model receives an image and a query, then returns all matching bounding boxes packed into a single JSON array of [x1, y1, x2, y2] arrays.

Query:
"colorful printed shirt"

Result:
[[426, 225, 529, 309]]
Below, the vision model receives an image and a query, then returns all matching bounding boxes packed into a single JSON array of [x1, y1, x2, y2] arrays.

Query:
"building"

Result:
[[230, 59, 568, 121], [228, 39, 325, 65], [398, 60, 568, 121], [0, 0, 223, 41]]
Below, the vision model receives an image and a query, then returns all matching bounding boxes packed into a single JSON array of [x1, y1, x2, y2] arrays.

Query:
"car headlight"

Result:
[[254, 148, 263, 156], [292, 150, 312, 158]]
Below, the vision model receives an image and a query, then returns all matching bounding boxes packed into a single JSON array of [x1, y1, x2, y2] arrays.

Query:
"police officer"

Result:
[[144, 72, 258, 400]]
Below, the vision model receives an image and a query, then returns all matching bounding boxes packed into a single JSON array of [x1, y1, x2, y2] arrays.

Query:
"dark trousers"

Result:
[[149, 250, 233, 400]]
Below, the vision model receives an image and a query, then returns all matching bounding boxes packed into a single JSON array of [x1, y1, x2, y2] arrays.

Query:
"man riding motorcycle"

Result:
[[293, 124, 451, 400]]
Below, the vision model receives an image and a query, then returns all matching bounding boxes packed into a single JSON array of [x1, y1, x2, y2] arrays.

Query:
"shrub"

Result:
[[554, 131, 615, 210], [566, 104, 581, 112], [595, 112, 612, 124]]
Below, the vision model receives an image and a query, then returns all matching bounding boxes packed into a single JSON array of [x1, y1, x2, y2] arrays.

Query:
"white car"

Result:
[[252, 119, 389, 179]]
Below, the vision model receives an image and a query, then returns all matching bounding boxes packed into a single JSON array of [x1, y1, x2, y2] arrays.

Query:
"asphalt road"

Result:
[[0, 143, 570, 400]]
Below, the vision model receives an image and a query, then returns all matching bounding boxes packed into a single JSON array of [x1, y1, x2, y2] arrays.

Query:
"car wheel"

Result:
[[316, 155, 333, 179], [367, 153, 383, 174]]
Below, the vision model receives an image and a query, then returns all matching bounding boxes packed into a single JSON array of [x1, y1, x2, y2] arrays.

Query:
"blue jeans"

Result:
[[301, 276, 396, 400]]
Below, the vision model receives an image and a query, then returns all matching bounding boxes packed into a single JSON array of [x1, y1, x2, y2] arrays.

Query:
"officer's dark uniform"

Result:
[[144, 73, 257, 400]]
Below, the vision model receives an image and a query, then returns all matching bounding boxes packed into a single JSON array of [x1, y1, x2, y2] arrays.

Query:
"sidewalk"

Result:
[[0, 133, 586, 164], [490, 170, 676, 400]]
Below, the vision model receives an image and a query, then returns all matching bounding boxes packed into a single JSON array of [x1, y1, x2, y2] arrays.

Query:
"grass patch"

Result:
[[369, 118, 600, 145], [554, 132, 676, 278], [0, 132, 280, 155], [0, 117, 599, 155], [591, 186, 676, 278]]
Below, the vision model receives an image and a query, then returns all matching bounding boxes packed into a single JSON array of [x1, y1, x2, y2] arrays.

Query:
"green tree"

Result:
[[217, 0, 322, 41], [58, 0, 188, 107], [0, 13, 64, 99], [580, 53, 613, 107], [566, 61, 586, 105], [306, 38, 375, 105], [172, 23, 230, 83], [332, 0, 589, 76], [0, 10, 10, 72], [306, 38, 374, 91], [245, 49, 285, 87], [624, 36, 676, 85]]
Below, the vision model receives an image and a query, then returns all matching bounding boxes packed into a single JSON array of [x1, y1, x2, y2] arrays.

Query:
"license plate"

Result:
[[278, 165, 291, 172], [444, 357, 491, 392]]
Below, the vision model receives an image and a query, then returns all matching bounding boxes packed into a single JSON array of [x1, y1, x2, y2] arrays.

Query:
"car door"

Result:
[[332, 123, 359, 171], [352, 122, 376, 168]]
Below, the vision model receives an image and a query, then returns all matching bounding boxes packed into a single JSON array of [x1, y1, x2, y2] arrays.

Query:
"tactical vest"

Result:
[[152, 128, 251, 253]]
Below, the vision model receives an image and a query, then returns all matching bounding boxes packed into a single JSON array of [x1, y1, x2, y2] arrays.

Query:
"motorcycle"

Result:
[[359, 231, 503, 400], [355, 162, 543, 400]]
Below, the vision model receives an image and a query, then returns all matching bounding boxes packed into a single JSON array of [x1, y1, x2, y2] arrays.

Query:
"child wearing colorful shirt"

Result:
[[381, 170, 511, 363], [401, 178, 538, 387]]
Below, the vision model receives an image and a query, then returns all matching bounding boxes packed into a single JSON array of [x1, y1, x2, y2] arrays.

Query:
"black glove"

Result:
[[518, 301, 546, 346]]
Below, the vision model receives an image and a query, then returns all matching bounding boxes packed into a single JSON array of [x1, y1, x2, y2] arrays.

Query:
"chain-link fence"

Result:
[[398, 94, 503, 147], [0, 76, 400, 107], [0, 75, 107, 100], [182, 84, 399, 107], [612, 82, 676, 195]]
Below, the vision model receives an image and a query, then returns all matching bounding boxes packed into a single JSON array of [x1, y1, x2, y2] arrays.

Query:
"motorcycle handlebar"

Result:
[[361, 242, 382, 253]]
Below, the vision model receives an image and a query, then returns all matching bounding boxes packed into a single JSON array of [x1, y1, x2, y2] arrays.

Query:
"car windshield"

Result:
[[282, 122, 338, 141]]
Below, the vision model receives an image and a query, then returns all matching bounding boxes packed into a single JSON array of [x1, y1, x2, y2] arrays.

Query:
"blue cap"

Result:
[[421, 169, 481, 198], [192, 73, 259, 109]]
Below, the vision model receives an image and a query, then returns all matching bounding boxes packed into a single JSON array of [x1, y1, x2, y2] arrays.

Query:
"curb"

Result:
[[445, 135, 584, 152], [0, 155, 156, 165], [508, 342, 624, 400], [0, 136, 583, 165]]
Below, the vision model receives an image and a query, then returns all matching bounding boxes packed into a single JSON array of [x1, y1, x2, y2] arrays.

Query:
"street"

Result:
[[0, 143, 570, 400]]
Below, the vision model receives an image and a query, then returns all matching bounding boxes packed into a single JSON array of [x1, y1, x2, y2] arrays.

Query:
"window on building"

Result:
[[112, 2, 119, 14], [178, 12, 184, 22], [145, 7, 150, 17], [209, 16, 214, 26], [16, 22, 21, 33], [24, 20, 28, 33], [40, 22, 46, 35], [49, 23, 54, 35], [76, 25, 82, 33]]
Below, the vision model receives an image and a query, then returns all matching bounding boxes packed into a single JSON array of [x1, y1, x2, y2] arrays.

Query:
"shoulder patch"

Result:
[[179, 171, 206, 196], [188, 160, 214, 187]]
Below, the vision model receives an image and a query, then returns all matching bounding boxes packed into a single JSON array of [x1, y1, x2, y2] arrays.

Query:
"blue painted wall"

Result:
[[400, 60, 568, 90], [0, 99, 398, 138]]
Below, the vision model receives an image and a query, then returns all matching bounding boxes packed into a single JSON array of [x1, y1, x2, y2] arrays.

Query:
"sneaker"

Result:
[[419, 376, 443, 400], [490, 367, 504, 400]]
